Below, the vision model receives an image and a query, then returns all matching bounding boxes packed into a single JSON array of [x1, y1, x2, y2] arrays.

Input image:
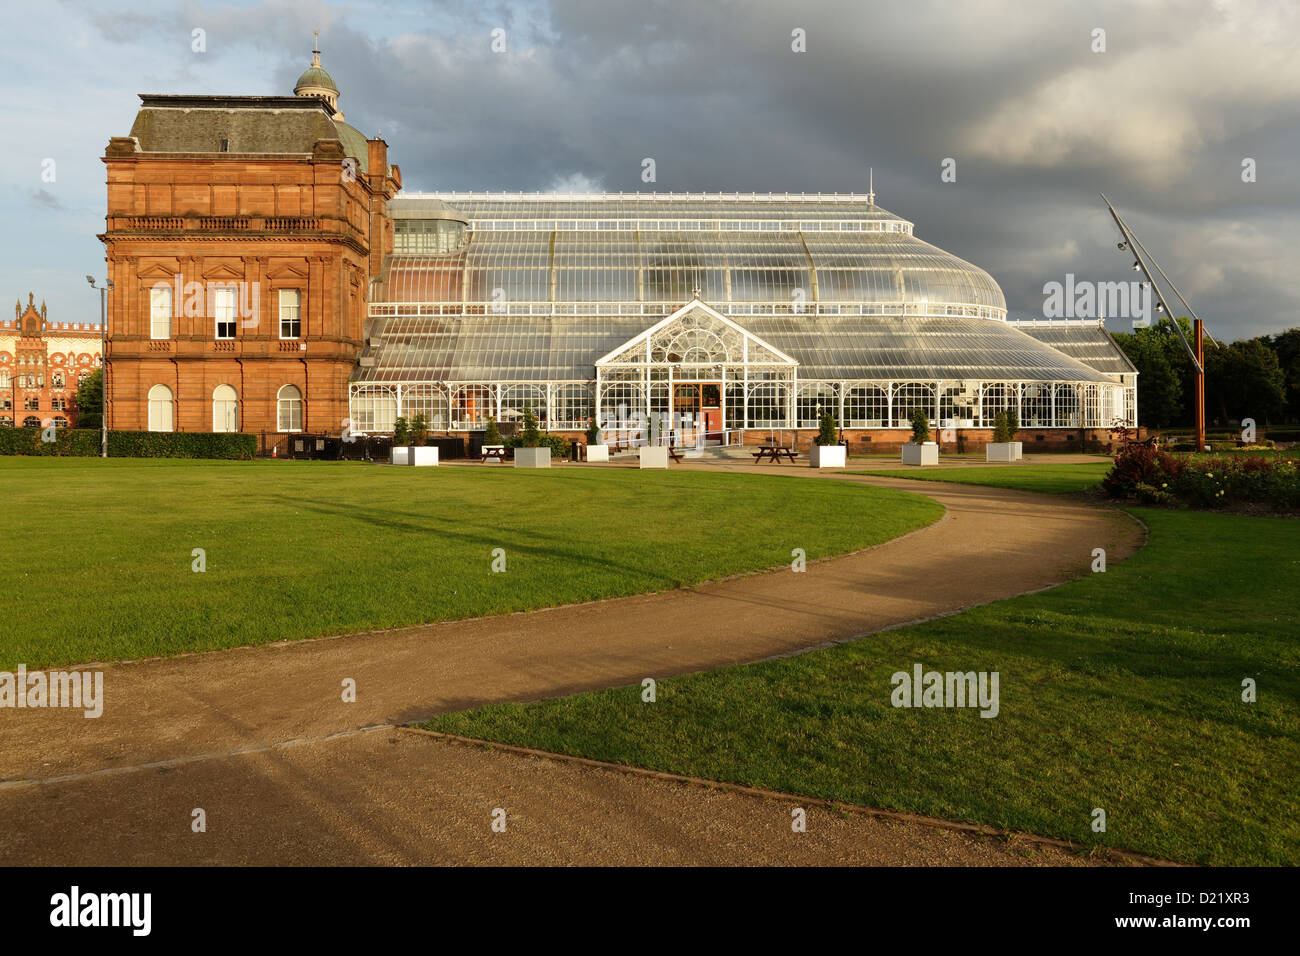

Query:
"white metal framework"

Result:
[[351, 193, 1138, 435]]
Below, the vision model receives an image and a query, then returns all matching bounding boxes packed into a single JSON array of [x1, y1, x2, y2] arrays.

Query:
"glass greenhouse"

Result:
[[351, 192, 1137, 440]]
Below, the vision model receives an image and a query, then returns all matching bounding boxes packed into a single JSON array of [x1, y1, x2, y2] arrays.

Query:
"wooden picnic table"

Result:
[[666, 446, 684, 463], [752, 444, 798, 463], [480, 445, 508, 463]]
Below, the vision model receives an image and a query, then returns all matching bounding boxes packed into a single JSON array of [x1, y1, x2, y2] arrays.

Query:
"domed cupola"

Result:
[[294, 31, 342, 118]]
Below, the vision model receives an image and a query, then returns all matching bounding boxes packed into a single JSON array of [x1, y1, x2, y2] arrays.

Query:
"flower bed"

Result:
[[1103, 443, 1300, 511]]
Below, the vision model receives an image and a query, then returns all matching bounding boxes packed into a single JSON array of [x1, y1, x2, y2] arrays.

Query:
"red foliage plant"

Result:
[[1102, 442, 1186, 498]]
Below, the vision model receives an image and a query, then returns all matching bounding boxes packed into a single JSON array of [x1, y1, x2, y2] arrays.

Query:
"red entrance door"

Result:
[[701, 384, 722, 442]]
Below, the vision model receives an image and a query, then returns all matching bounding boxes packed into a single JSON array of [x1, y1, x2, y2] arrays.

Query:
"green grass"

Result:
[[0, 457, 941, 669], [852, 462, 1112, 495], [425, 507, 1300, 865]]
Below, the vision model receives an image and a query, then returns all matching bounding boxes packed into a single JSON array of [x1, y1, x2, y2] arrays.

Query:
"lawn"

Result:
[[0, 457, 941, 669], [425, 504, 1300, 865], [852, 462, 1113, 495]]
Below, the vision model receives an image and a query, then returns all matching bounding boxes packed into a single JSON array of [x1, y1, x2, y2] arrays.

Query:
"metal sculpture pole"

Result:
[[1100, 195, 1208, 450]]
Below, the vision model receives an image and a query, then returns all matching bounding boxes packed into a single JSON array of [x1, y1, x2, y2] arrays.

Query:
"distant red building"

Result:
[[0, 293, 102, 429]]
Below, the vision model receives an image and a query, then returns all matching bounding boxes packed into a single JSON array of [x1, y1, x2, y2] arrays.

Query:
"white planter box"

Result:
[[514, 446, 552, 468], [409, 446, 439, 466], [1011, 441, 1023, 460], [902, 442, 939, 466], [809, 444, 847, 469], [586, 444, 609, 462], [986, 442, 1016, 462], [639, 445, 669, 469], [390, 447, 411, 466]]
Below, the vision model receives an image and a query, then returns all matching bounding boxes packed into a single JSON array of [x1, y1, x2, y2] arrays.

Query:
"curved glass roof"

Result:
[[353, 312, 1115, 384], [379, 194, 1005, 317]]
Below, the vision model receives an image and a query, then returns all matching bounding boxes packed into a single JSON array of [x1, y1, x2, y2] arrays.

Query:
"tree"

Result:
[[992, 410, 1012, 444], [909, 407, 930, 443], [1205, 338, 1287, 426], [815, 410, 838, 446], [1266, 328, 1300, 423], [484, 415, 502, 445], [75, 368, 103, 429], [521, 405, 541, 448], [1112, 323, 1185, 427], [410, 413, 429, 447], [393, 416, 410, 446]]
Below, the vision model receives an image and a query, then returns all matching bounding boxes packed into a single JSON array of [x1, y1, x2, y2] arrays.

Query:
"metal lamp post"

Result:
[[86, 276, 113, 458]]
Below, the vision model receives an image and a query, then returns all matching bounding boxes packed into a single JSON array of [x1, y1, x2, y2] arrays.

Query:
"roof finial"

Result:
[[868, 167, 875, 205], [312, 29, 321, 68]]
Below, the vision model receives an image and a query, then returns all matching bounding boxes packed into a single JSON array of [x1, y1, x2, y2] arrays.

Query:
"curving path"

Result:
[[0, 468, 1145, 865]]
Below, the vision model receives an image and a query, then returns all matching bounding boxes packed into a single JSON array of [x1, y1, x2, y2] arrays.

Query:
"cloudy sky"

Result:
[[2, 0, 1296, 338]]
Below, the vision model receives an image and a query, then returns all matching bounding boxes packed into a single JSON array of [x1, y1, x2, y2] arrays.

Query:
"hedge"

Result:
[[503, 433, 571, 455], [0, 428, 257, 459]]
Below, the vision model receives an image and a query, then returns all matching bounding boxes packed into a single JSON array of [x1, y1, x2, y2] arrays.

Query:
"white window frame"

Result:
[[150, 286, 172, 339], [212, 384, 238, 433], [148, 384, 174, 433], [213, 287, 236, 340], [279, 289, 302, 340], [277, 384, 303, 433]]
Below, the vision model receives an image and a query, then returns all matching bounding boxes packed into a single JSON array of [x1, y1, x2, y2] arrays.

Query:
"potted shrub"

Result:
[[809, 410, 846, 468], [513, 406, 551, 468], [584, 414, 608, 462], [408, 412, 438, 466], [1005, 407, 1023, 460], [390, 416, 412, 465], [901, 406, 939, 466], [986, 410, 1016, 462], [482, 415, 505, 463]]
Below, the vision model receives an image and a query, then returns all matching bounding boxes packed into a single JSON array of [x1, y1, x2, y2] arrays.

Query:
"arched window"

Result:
[[277, 384, 303, 432], [22, 416, 40, 428], [401, 384, 447, 430], [351, 385, 397, 432], [451, 385, 492, 429], [212, 384, 238, 433], [148, 384, 174, 432], [500, 385, 546, 424], [796, 383, 837, 429], [892, 382, 935, 428], [0, 370, 9, 389], [53, 416, 68, 429], [747, 382, 788, 429], [844, 385, 889, 428], [52, 372, 64, 389]]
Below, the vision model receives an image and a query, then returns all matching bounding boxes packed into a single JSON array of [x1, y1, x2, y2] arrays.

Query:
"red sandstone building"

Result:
[[0, 294, 102, 429], [99, 44, 399, 443]]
